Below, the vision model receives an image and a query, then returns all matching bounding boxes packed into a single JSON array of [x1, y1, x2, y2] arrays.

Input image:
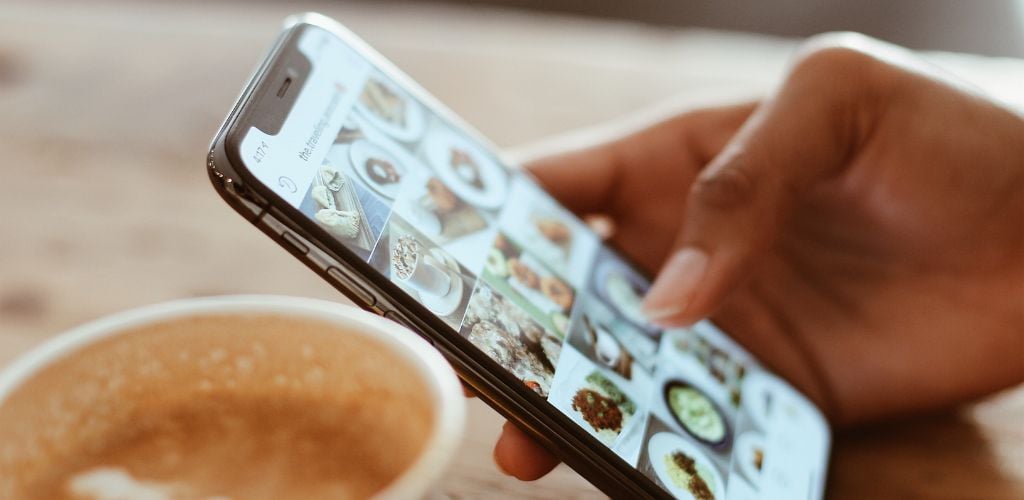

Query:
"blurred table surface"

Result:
[[1, 1, 1022, 498]]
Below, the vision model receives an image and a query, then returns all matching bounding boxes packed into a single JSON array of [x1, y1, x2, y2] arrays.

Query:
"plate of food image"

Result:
[[568, 371, 637, 446], [663, 380, 732, 449], [424, 128, 509, 210], [671, 331, 748, 408], [648, 431, 725, 500], [355, 76, 426, 142], [506, 255, 575, 315], [349, 138, 409, 200], [462, 285, 556, 397], [484, 247, 510, 278], [416, 248, 466, 318], [532, 215, 572, 250], [520, 212, 574, 265], [539, 332, 564, 370], [310, 162, 373, 251]]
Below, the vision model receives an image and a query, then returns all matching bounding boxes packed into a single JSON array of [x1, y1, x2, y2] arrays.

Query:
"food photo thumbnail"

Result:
[[369, 214, 475, 329], [497, 177, 598, 288], [299, 159, 390, 260], [483, 233, 575, 337], [547, 346, 647, 464], [589, 249, 662, 339], [567, 293, 659, 377], [459, 282, 563, 397]]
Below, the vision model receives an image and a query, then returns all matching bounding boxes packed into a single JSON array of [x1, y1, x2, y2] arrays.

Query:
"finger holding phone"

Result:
[[495, 33, 1024, 480]]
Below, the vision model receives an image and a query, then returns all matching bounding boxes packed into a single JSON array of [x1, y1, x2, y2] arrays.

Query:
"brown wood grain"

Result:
[[1, 1, 1021, 498]]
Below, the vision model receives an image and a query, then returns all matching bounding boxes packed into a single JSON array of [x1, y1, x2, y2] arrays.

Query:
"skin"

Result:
[[487, 33, 1024, 480]]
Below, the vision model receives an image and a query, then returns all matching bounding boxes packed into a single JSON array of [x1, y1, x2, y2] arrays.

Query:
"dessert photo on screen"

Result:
[[482, 232, 576, 337], [391, 165, 497, 277], [328, 115, 431, 208], [497, 176, 599, 288]]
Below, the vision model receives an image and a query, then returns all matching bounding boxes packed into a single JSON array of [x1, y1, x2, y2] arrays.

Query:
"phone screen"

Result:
[[236, 23, 829, 499]]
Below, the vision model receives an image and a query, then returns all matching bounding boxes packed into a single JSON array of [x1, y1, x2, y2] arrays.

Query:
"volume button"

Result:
[[280, 231, 309, 255]]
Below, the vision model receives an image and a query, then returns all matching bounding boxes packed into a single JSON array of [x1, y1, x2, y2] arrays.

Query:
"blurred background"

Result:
[[1, 1, 1022, 498], [445, 0, 1024, 57]]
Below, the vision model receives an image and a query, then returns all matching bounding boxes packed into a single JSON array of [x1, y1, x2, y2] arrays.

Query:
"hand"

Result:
[[492, 33, 1024, 480]]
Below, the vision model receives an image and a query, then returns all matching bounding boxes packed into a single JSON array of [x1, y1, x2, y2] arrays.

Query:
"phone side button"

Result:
[[326, 267, 376, 307], [280, 231, 309, 255]]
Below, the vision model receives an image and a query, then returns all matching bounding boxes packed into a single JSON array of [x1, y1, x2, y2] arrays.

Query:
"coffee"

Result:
[[37, 393, 410, 500], [0, 313, 436, 500]]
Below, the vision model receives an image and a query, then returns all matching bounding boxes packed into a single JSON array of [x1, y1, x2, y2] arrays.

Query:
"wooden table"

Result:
[[1, 1, 1021, 498]]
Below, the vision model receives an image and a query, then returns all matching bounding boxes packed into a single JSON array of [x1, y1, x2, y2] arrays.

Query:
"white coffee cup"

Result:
[[0, 295, 465, 499]]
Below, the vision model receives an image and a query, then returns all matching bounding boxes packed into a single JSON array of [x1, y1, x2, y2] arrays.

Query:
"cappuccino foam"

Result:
[[0, 314, 435, 500]]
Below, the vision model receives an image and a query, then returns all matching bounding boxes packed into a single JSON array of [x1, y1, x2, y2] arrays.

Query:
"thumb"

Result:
[[641, 44, 885, 326]]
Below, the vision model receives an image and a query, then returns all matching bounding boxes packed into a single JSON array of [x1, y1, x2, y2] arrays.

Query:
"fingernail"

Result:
[[642, 247, 709, 323]]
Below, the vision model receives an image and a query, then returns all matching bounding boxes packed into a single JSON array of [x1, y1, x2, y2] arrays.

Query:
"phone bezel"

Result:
[[208, 13, 672, 499]]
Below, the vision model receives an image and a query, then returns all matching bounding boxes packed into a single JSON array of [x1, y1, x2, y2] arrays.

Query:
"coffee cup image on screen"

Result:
[[369, 214, 475, 328], [459, 281, 562, 398], [583, 316, 635, 380], [567, 293, 660, 378]]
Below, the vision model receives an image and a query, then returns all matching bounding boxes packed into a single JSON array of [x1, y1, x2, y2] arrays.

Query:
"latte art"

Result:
[[0, 313, 437, 500]]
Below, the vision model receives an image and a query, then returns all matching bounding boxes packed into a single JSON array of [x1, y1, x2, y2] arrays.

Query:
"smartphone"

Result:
[[207, 13, 830, 499]]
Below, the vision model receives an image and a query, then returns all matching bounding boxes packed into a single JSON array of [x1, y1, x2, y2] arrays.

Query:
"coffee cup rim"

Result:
[[0, 295, 466, 499]]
